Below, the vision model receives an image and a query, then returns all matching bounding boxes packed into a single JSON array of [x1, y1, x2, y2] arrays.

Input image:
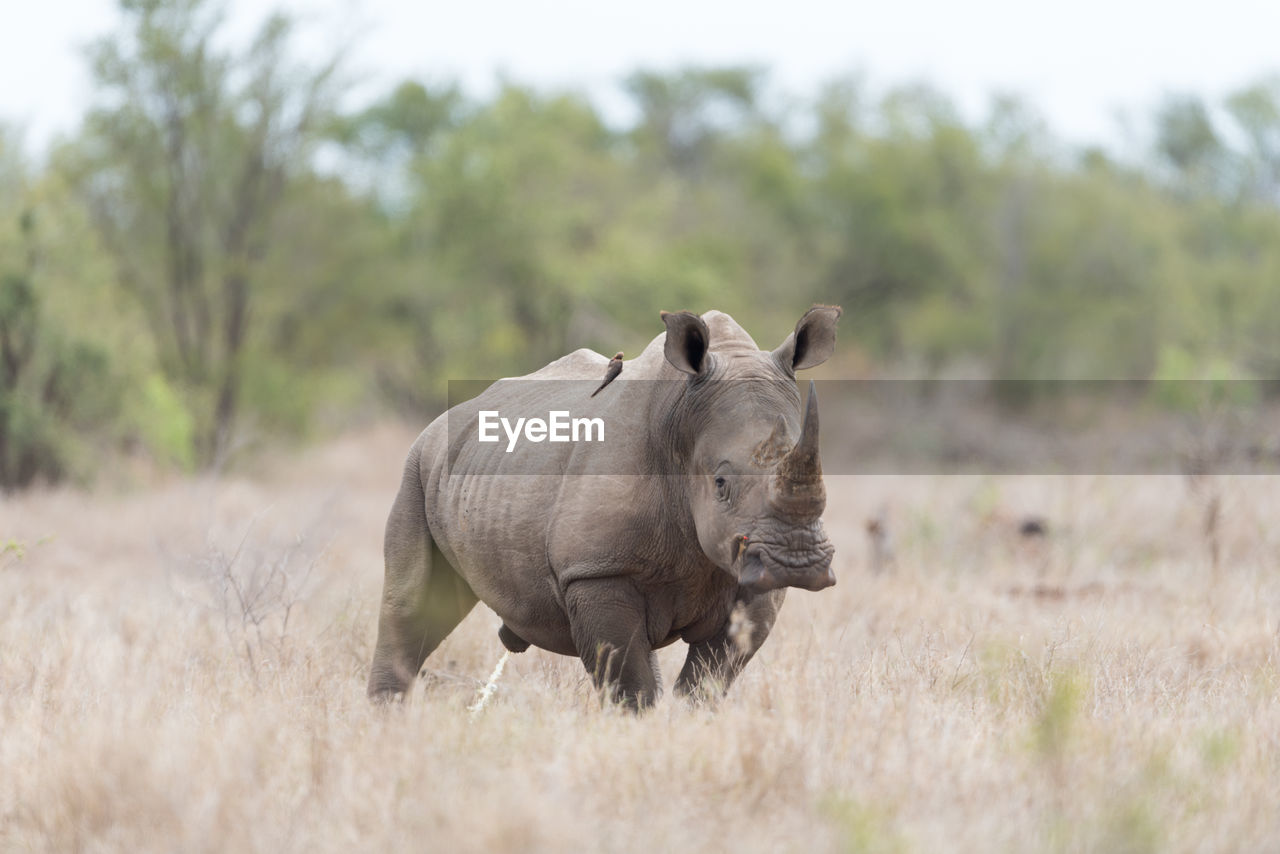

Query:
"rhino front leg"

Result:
[[565, 578, 658, 711], [674, 588, 786, 699]]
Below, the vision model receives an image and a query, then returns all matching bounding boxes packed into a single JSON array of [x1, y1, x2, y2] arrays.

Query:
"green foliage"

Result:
[[0, 135, 125, 489], [1099, 795, 1162, 854], [1150, 345, 1257, 412], [1200, 728, 1241, 771], [65, 0, 345, 466], [1033, 669, 1084, 761], [819, 795, 906, 854], [0, 275, 117, 489], [1157, 95, 1222, 180], [1, 538, 24, 570], [4, 0, 1280, 487], [133, 374, 196, 470], [1, 536, 52, 570]]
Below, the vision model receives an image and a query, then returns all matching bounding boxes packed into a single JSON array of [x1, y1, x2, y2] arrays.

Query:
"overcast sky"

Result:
[[4, 0, 1280, 156]]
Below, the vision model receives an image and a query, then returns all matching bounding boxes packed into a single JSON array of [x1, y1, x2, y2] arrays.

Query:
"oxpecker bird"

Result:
[[591, 352, 624, 397]]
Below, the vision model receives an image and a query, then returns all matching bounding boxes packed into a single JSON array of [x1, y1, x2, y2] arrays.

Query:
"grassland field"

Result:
[[2, 423, 1278, 852]]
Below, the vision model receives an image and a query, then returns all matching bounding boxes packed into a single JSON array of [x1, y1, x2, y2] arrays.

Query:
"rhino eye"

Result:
[[714, 475, 729, 500]]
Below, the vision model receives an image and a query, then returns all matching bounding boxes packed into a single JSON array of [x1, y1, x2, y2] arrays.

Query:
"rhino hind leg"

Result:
[[368, 541, 477, 701], [368, 458, 478, 701], [498, 623, 530, 653], [674, 588, 786, 699]]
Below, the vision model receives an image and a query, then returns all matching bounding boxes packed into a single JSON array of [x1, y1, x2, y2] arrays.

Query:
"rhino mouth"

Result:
[[737, 538, 835, 593]]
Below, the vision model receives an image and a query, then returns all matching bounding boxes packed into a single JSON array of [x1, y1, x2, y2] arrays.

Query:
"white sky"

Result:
[[4, 0, 1280, 156]]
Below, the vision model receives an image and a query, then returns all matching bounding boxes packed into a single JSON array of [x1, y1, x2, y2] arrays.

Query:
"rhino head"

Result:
[[660, 306, 841, 593]]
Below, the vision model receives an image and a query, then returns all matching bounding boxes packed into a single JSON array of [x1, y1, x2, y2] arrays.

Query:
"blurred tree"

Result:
[[624, 66, 766, 178], [66, 0, 344, 466], [0, 132, 120, 488], [2, 40, 1278, 490], [392, 85, 627, 395], [335, 80, 465, 159], [983, 93, 1050, 163], [0, 201, 44, 487], [1225, 77, 1280, 204], [328, 80, 466, 209], [340, 78, 800, 411], [808, 84, 992, 363], [1155, 94, 1225, 194]]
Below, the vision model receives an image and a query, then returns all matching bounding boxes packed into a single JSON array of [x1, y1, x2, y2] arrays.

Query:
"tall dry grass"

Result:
[[2, 424, 1279, 852]]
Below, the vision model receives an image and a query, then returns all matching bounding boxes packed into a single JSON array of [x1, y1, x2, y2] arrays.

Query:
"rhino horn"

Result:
[[774, 380, 825, 517]]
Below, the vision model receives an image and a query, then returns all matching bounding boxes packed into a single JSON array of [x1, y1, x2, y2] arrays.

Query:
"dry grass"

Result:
[[3, 424, 1279, 852]]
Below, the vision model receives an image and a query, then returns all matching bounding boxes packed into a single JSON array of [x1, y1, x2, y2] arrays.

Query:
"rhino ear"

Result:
[[773, 305, 842, 373], [660, 310, 711, 376]]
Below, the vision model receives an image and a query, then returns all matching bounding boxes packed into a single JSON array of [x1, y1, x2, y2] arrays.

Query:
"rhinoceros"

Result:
[[368, 306, 842, 708]]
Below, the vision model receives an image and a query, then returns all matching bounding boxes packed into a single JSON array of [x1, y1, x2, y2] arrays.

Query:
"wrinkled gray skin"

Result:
[[368, 307, 841, 709]]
